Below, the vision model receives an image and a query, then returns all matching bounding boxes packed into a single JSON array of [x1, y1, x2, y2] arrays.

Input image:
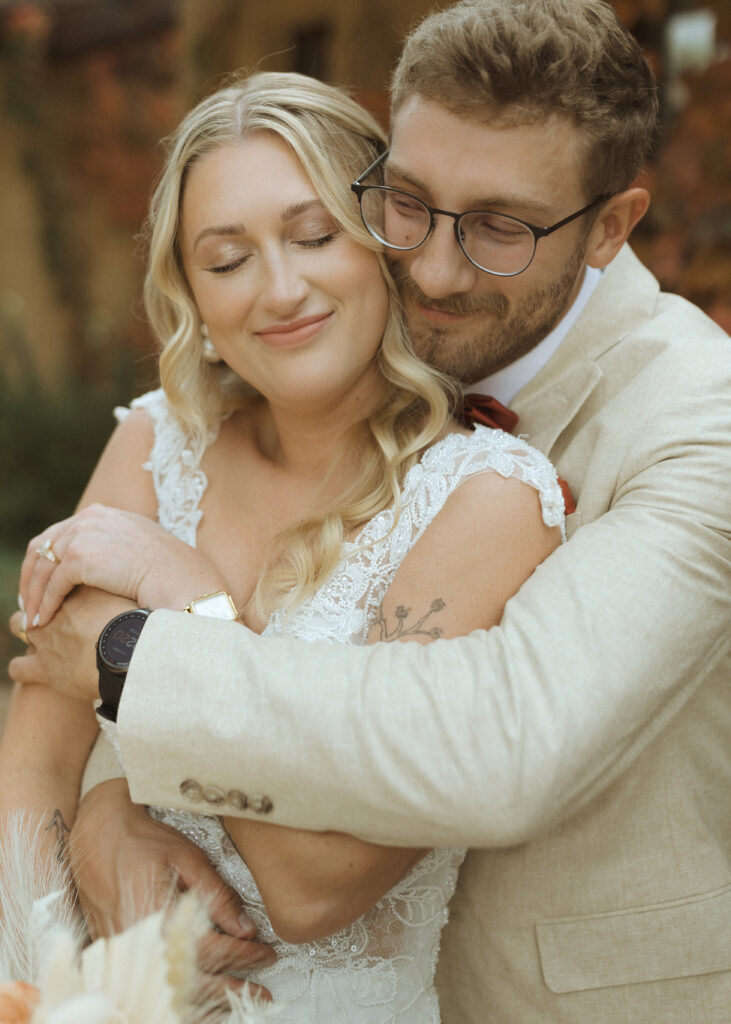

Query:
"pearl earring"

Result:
[[201, 323, 221, 363]]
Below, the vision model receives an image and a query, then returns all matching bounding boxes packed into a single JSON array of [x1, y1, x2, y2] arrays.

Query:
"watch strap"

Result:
[[97, 661, 124, 722]]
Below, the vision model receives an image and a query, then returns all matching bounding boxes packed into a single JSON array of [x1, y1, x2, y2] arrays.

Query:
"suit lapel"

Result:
[[512, 361, 602, 457], [511, 246, 660, 457]]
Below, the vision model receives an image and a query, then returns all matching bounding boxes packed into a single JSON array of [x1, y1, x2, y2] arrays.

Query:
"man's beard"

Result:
[[390, 246, 587, 384]]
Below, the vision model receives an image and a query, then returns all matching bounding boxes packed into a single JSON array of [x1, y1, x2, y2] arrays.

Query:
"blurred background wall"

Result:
[[0, 0, 729, 665]]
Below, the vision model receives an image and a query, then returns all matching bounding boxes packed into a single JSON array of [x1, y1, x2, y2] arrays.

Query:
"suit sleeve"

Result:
[[81, 731, 124, 797], [117, 365, 731, 848]]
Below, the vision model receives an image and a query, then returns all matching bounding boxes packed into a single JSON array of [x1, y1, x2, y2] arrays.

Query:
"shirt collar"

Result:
[[469, 265, 603, 406]]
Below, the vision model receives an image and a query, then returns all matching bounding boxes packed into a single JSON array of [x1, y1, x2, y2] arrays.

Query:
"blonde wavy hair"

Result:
[[142, 71, 457, 617]]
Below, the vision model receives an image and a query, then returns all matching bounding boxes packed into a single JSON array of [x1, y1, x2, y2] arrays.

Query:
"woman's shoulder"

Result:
[[114, 387, 172, 427], [75, 393, 161, 514], [421, 424, 556, 474], [409, 425, 565, 533], [113, 388, 213, 542], [114, 388, 206, 466], [367, 426, 564, 644]]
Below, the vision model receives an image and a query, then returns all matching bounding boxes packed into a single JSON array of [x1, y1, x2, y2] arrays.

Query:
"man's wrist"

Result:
[[96, 608, 151, 722], [76, 592, 136, 703]]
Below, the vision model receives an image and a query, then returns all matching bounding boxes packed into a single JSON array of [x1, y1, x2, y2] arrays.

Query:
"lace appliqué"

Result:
[[148, 806, 462, 1024], [118, 396, 565, 1023], [264, 426, 565, 646], [114, 389, 217, 547]]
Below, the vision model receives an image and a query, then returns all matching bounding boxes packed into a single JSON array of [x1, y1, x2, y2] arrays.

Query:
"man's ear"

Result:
[[586, 187, 650, 268]]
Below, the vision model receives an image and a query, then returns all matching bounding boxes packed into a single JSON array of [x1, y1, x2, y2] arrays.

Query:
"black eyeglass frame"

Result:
[[351, 150, 614, 277]]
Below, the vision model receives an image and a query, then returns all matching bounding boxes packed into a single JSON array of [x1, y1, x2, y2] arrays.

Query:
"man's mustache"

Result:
[[389, 260, 509, 318]]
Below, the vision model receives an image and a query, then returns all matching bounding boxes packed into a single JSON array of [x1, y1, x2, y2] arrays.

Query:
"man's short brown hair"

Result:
[[391, 0, 660, 198]]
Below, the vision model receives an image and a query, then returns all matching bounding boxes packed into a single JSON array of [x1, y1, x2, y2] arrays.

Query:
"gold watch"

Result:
[[183, 591, 238, 619]]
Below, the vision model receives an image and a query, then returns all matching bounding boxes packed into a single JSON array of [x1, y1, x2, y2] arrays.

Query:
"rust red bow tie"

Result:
[[460, 392, 576, 515], [460, 393, 519, 434]]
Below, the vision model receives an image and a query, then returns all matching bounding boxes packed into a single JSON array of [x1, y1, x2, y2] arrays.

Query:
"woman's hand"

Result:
[[9, 588, 131, 701], [19, 504, 229, 628], [70, 780, 275, 1000]]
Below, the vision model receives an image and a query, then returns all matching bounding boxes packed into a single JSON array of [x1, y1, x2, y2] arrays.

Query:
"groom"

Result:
[[10, 1, 731, 1021]]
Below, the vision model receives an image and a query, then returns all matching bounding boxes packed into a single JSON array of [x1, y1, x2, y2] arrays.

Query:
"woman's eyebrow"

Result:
[[193, 223, 246, 250], [192, 199, 327, 250], [280, 198, 327, 223]]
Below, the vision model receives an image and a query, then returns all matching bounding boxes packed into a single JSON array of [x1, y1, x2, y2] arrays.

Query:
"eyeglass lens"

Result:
[[359, 188, 537, 275]]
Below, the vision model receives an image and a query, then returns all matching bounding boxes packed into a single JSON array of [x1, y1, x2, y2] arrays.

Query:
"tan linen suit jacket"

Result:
[[93, 246, 730, 1022]]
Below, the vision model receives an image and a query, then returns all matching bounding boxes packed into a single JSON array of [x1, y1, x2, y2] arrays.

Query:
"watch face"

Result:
[[98, 610, 149, 672]]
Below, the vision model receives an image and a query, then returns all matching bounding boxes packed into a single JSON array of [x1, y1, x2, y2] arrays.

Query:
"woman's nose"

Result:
[[259, 252, 309, 312]]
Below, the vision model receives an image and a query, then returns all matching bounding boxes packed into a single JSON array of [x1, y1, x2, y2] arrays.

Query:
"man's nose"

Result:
[[405, 215, 478, 299]]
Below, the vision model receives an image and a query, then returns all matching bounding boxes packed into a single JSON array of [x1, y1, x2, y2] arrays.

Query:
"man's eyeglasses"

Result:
[[351, 151, 614, 278]]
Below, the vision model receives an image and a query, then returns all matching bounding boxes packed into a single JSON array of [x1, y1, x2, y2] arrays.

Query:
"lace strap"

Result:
[[114, 389, 214, 547], [269, 426, 566, 646], [353, 428, 564, 630], [411, 426, 565, 533], [356, 426, 564, 558]]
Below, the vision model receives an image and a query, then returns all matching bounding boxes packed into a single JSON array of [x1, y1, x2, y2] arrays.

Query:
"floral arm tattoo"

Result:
[[45, 808, 71, 863], [374, 598, 446, 642]]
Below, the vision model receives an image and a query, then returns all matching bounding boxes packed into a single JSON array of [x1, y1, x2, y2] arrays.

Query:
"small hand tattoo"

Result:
[[45, 808, 71, 863], [375, 598, 446, 641]]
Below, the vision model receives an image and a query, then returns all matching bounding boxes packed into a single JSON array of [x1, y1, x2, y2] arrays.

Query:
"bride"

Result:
[[5, 71, 563, 1021]]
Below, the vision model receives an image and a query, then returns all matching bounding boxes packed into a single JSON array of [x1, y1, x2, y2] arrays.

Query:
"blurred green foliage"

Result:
[[0, 543, 23, 664], [0, 320, 136, 548]]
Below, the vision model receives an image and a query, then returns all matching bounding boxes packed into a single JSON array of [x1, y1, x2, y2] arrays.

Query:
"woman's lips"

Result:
[[256, 312, 332, 347]]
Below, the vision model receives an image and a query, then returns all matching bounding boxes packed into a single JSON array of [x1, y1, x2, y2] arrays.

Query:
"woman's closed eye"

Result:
[[295, 230, 340, 249], [207, 255, 251, 274], [204, 243, 254, 274], [205, 229, 340, 273]]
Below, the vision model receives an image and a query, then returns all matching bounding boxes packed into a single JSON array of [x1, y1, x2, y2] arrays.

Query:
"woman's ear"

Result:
[[586, 187, 650, 268]]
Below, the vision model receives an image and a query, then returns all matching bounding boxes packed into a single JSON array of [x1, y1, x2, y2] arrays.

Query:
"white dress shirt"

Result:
[[471, 265, 603, 405]]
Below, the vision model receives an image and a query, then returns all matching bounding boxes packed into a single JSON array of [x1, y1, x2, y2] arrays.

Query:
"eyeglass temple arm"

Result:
[[535, 192, 615, 240], [352, 149, 390, 190]]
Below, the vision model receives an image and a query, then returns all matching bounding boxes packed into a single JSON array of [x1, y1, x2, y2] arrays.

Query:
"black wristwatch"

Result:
[[96, 608, 151, 722]]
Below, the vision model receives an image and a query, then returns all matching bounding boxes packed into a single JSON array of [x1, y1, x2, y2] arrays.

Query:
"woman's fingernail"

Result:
[[17, 594, 24, 612], [21, 611, 28, 633], [32, 614, 40, 628], [238, 910, 256, 936]]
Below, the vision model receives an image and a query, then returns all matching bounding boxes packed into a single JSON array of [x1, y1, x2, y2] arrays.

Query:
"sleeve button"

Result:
[[179, 779, 203, 801], [201, 785, 226, 805], [250, 795, 273, 814]]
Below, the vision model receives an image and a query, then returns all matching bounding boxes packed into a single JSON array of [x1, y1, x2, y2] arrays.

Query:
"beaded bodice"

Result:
[[113, 389, 565, 1023]]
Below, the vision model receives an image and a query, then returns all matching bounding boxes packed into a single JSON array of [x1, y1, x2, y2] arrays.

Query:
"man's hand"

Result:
[[70, 779, 275, 1000], [8, 588, 132, 701]]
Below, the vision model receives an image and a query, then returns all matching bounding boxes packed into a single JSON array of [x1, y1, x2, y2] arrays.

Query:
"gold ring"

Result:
[[18, 627, 29, 645], [36, 538, 58, 564]]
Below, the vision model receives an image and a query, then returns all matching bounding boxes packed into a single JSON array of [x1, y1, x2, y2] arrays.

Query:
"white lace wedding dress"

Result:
[[109, 389, 565, 1024]]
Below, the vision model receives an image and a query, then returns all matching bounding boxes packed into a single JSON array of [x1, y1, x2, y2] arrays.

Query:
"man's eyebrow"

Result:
[[193, 199, 327, 250], [384, 159, 553, 218], [384, 160, 431, 195]]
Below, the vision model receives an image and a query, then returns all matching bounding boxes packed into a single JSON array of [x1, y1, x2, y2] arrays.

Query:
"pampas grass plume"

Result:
[[0, 813, 282, 1023]]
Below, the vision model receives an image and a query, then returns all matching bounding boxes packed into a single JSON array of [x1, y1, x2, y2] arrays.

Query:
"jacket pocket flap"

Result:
[[536, 885, 731, 993]]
